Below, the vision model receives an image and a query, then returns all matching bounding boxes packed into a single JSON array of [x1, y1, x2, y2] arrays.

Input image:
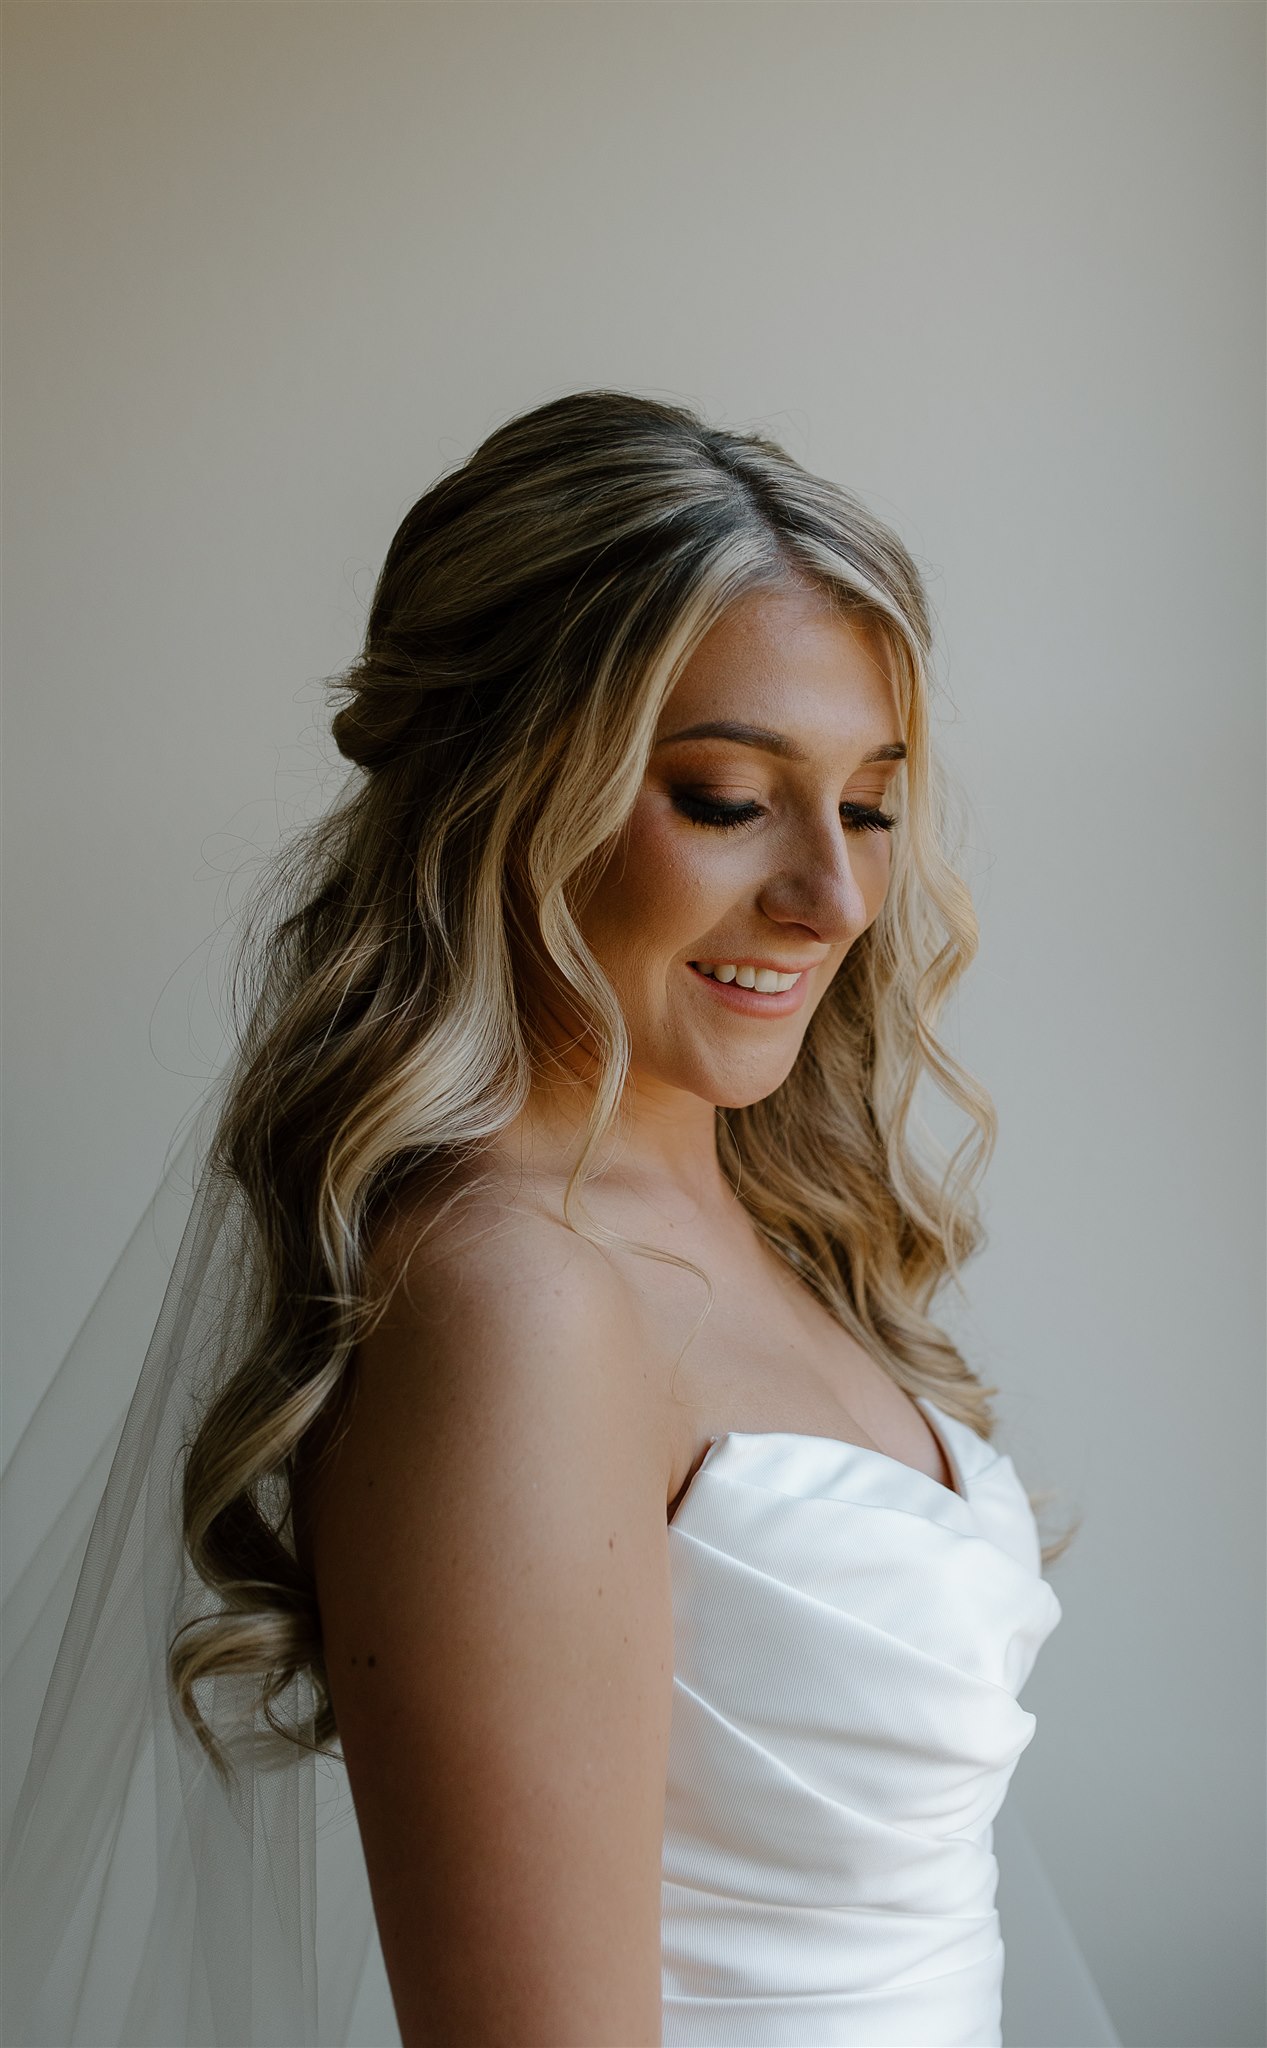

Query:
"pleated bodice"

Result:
[[660, 1397, 1062, 2047]]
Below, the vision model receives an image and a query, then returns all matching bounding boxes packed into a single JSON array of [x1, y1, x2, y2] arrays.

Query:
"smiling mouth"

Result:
[[688, 962, 805, 992]]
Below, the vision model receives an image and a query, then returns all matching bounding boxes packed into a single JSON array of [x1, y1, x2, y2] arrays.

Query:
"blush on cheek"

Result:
[[579, 806, 711, 970], [622, 809, 716, 914]]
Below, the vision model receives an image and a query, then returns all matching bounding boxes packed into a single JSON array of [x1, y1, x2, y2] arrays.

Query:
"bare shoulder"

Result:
[[299, 1163, 673, 2046], [358, 1162, 668, 1487]]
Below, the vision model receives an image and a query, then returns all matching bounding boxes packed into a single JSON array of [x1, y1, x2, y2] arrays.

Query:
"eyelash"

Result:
[[671, 793, 898, 835]]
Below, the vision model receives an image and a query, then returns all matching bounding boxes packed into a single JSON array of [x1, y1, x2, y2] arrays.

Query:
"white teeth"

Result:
[[695, 963, 801, 993]]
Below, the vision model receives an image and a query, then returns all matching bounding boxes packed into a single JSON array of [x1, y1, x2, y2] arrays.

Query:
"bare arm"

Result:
[[301, 1207, 674, 2048]]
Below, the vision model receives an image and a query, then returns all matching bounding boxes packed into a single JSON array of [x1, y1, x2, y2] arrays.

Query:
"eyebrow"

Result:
[[654, 720, 907, 766]]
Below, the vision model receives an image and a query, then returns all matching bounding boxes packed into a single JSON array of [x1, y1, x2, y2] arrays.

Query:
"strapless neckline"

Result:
[[672, 1393, 970, 1526]]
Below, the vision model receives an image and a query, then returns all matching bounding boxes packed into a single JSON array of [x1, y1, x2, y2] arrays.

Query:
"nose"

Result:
[[754, 815, 876, 947]]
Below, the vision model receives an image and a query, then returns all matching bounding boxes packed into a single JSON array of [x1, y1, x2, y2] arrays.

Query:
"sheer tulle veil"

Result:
[[1, 1084, 1119, 2048], [1, 1091, 394, 2047]]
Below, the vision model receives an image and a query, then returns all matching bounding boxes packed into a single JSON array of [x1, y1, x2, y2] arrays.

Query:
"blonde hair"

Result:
[[171, 389, 1076, 1780]]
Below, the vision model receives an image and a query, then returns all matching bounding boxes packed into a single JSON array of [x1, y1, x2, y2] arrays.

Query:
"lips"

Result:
[[685, 959, 812, 1017]]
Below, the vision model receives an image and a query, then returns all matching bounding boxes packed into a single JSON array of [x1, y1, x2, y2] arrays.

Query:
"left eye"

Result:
[[672, 793, 897, 834]]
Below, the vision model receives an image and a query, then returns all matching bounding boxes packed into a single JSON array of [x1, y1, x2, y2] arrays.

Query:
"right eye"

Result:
[[671, 792, 765, 831]]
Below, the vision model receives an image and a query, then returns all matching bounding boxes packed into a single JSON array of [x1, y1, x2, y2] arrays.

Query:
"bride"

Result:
[[1, 388, 1113, 2046]]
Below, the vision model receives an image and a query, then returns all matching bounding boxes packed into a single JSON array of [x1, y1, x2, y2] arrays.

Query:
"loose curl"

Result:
[[170, 388, 1077, 1784]]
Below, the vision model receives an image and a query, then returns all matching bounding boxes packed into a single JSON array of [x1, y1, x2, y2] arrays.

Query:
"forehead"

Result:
[[659, 583, 898, 740]]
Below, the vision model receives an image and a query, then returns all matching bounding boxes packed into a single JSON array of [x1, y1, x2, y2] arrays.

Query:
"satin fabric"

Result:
[[660, 1397, 1062, 2047]]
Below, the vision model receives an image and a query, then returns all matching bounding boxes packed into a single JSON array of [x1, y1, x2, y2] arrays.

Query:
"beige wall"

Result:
[[4, 5, 1263, 2044]]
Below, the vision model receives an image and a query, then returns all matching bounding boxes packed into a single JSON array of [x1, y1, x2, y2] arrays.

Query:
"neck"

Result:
[[498, 1065, 740, 1226]]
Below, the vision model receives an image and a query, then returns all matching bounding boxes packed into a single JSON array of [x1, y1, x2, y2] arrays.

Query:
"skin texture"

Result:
[[301, 581, 915, 2047]]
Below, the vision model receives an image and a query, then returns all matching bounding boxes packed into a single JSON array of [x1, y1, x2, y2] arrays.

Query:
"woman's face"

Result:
[[576, 581, 906, 1113]]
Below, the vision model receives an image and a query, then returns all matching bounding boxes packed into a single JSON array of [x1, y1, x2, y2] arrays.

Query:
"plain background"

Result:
[[3, 5, 1263, 2044]]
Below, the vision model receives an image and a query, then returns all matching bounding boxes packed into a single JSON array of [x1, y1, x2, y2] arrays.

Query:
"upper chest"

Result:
[[607, 1217, 958, 1509]]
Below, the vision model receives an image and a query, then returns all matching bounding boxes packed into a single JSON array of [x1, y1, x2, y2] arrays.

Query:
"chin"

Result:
[[691, 1054, 803, 1113], [713, 1079, 794, 1112]]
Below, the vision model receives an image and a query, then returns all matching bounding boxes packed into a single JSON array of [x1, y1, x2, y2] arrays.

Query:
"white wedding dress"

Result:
[[2, 1127, 1120, 2048], [660, 1402, 1062, 2046]]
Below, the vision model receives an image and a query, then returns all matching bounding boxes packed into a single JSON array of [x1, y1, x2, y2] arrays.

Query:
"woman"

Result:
[[3, 389, 1077, 2046]]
